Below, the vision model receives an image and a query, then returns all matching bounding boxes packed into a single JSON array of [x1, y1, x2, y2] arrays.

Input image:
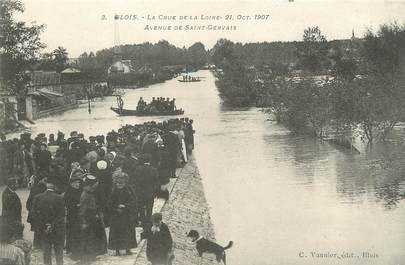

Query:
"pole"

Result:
[[87, 88, 91, 114]]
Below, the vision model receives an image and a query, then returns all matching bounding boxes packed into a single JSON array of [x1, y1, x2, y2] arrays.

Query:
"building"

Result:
[[25, 71, 79, 121], [108, 59, 133, 74]]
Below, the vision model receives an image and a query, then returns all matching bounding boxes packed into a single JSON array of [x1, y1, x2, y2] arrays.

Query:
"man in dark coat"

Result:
[[161, 130, 180, 178], [142, 135, 159, 168], [63, 175, 82, 259], [122, 148, 140, 191], [26, 176, 46, 249], [34, 143, 52, 179], [13, 143, 33, 187], [145, 213, 173, 265], [134, 154, 160, 229], [157, 145, 171, 200], [32, 180, 65, 265], [1, 178, 22, 230]]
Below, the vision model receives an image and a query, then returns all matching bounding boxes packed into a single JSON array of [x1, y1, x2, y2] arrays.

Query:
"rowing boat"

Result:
[[110, 107, 184, 116]]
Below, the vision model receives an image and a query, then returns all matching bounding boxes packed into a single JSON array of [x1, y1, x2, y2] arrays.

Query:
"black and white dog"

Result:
[[187, 230, 233, 264]]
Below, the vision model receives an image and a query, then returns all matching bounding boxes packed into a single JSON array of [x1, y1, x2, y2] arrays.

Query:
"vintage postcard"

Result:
[[1, 0, 405, 265]]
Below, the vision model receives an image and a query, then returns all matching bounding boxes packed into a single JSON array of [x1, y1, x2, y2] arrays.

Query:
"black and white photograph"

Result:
[[1, 0, 405, 264]]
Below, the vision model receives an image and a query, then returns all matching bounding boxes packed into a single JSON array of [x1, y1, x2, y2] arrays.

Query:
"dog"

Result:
[[186, 230, 233, 264]]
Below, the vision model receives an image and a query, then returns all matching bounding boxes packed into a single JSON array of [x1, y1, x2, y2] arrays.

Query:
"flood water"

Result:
[[10, 70, 405, 264]]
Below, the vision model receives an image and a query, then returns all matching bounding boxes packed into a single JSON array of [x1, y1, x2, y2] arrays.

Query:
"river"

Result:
[[9, 70, 405, 265]]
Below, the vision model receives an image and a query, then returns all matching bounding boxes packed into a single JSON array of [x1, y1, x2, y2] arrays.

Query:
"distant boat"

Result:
[[110, 107, 184, 116], [178, 79, 202, 82]]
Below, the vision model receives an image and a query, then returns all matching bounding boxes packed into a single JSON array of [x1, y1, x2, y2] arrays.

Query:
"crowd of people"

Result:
[[0, 117, 195, 265], [136, 97, 178, 113]]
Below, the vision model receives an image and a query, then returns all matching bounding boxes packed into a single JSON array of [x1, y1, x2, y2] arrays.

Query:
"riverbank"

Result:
[[134, 156, 217, 265]]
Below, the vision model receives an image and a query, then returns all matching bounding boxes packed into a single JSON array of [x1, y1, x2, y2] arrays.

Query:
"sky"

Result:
[[16, 0, 405, 57]]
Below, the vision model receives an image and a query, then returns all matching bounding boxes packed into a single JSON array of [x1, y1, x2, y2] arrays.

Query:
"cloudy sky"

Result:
[[17, 0, 405, 57]]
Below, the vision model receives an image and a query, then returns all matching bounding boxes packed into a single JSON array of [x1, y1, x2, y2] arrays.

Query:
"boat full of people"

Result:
[[178, 75, 201, 82], [111, 96, 184, 116]]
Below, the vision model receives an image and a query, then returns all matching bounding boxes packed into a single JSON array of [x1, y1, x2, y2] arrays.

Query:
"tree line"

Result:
[[212, 24, 405, 143]]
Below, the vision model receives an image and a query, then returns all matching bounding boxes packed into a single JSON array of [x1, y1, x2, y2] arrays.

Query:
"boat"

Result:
[[178, 79, 202, 82], [110, 107, 184, 116]]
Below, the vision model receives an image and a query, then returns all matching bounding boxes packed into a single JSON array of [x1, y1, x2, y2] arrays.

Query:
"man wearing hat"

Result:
[[34, 142, 52, 179], [134, 154, 160, 229], [161, 127, 180, 178], [56, 131, 65, 146], [32, 180, 65, 265], [64, 174, 82, 259], [1, 178, 22, 230], [67, 131, 78, 149], [13, 141, 33, 187], [26, 175, 47, 249]]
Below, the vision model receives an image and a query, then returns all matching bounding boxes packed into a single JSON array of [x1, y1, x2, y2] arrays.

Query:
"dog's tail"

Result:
[[224, 241, 233, 250]]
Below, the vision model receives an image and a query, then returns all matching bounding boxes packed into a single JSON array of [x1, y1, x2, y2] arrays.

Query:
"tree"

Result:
[[362, 22, 405, 77], [211, 38, 238, 68], [78, 51, 98, 70], [296, 26, 329, 73], [327, 23, 405, 143], [53, 46, 68, 72], [328, 47, 357, 80], [187, 42, 207, 69], [355, 23, 405, 143], [0, 0, 45, 94], [36, 52, 54, 71], [211, 39, 258, 106]]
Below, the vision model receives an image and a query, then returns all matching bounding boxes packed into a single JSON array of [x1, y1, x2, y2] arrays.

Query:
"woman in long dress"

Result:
[[108, 172, 137, 255], [77, 174, 107, 264]]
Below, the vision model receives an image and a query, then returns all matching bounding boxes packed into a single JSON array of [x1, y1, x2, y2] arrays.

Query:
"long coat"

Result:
[[26, 183, 47, 228], [1, 187, 22, 226], [162, 132, 180, 170], [32, 190, 65, 242], [122, 156, 139, 184], [133, 164, 160, 200], [13, 150, 33, 181], [26, 182, 46, 248], [146, 222, 173, 264], [141, 140, 159, 168], [158, 149, 171, 186], [64, 187, 82, 255], [108, 186, 137, 250], [94, 166, 112, 226], [34, 150, 52, 178], [78, 190, 107, 258]]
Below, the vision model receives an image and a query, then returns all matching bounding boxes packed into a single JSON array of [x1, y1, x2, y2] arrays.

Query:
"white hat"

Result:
[[97, 160, 108, 170]]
